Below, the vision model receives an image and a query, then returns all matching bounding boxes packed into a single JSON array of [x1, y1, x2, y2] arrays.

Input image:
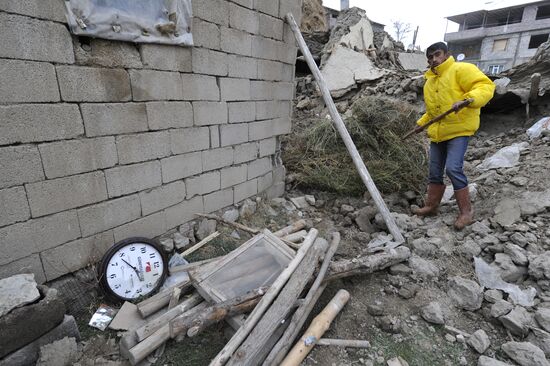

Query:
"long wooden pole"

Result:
[[285, 13, 404, 244]]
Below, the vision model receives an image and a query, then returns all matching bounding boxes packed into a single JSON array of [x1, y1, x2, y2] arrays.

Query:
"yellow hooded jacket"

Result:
[[416, 56, 496, 143]]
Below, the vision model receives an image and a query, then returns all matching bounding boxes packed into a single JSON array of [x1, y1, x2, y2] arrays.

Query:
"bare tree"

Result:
[[391, 20, 412, 43]]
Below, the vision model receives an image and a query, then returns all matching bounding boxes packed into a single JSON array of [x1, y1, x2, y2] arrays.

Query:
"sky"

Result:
[[322, 0, 540, 50]]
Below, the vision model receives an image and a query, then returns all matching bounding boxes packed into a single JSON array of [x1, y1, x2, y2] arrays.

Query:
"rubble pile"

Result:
[[300, 0, 328, 33]]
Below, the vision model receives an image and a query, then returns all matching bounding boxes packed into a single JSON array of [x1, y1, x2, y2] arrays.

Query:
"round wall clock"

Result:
[[99, 237, 168, 301]]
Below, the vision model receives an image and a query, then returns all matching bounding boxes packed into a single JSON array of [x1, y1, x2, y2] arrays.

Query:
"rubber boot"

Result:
[[454, 187, 473, 230], [412, 183, 446, 216]]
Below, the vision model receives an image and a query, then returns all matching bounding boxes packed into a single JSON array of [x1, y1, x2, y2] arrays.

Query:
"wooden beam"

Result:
[[181, 231, 220, 257], [283, 230, 307, 243], [168, 256, 223, 275], [195, 213, 259, 235], [136, 280, 192, 318], [316, 338, 370, 348], [273, 220, 307, 237]]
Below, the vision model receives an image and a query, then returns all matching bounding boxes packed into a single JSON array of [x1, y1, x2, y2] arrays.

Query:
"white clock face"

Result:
[[105, 242, 165, 299]]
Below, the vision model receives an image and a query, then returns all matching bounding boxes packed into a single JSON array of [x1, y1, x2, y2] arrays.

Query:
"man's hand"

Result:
[[452, 98, 474, 113]]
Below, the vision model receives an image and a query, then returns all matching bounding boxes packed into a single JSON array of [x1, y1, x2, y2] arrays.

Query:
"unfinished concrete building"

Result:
[[445, 0, 550, 74]]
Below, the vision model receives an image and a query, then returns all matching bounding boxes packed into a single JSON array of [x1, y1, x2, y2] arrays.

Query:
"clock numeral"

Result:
[[153, 261, 160, 268], [136, 289, 143, 294], [111, 262, 118, 266], [146, 282, 153, 288], [110, 273, 117, 279], [149, 253, 156, 259], [125, 290, 131, 294], [119, 252, 125, 257], [130, 246, 136, 251], [140, 247, 146, 254], [152, 272, 159, 277], [114, 284, 121, 289]]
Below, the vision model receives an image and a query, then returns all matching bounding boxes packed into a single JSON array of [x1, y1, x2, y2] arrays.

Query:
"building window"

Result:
[[492, 39, 508, 52], [529, 34, 550, 49], [488, 65, 503, 75], [536, 5, 550, 20]]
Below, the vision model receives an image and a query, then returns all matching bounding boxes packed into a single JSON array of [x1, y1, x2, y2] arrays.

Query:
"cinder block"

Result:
[[161, 152, 203, 183], [232, 0, 253, 8], [116, 131, 171, 164], [251, 36, 280, 61], [251, 80, 275, 100], [0, 187, 30, 228], [259, 137, 277, 157], [192, 48, 228, 76], [273, 165, 286, 182], [228, 55, 258, 79], [41, 231, 114, 281], [266, 181, 285, 199], [192, 18, 221, 50], [192, 0, 229, 26], [258, 171, 274, 192], [281, 63, 295, 81], [249, 117, 291, 140], [0, 13, 73, 63], [221, 164, 248, 188], [280, 44, 298, 64], [57, 66, 131, 102], [0, 254, 45, 283], [283, 23, 296, 45], [181, 74, 220, 101], [256, 101, 291, 120], [105, 161, 162, 198], [74, 38, 143, 68], [39, 137, 117, 179], [203, 147, 234, 171], [26, 171, 108, 218], [274, 82, 295, 100], [257, 59, 284, 81], [140, 44, 192, 72], [248, 157, 272, 179], [146, 101, 193, 130], [77, 195, 141, 237], [81, 103, 148, 137], [279, 0, 303, 21], [204, 188, 234, 213], [164, 196, 204, 229], [186, 171, 221, 198], [254, 0, 279, 17], [0, 104, 83, 146], [259, 13, 284, 40], [114, 212, 167, 242], [0, 211, 81, 265], [220, 124, 249, 147], [220, 78, 251, 101], [221, 27, 252, 56], [170, 127, 210, 154], [0, 59, 59, 103], [210, 126, 220, 148], [234, 179, 258, 203], [229, 102, 256, 123], [0, 0, 66, 23], [0, 146, 44, 189], [129, 70, 183, 101], [193, 102, 228, 126], [229, 3, 259, 34], [234, 142, 258, 164], [140, 181, 186, 216]]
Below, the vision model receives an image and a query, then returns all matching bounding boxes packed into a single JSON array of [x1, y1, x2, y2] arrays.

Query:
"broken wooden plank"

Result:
[[316, 338, 370, 348], [195, 213, 259, 235], [285, 12, 405, 244], [280, 289, 351, 366], [209, 229, 319, 366], [273, 220, 307, 237], [169, 256, 222, 274], [181, 231, 220, 257], [136, 280, 192, 318], [283, 230, 307, 243]]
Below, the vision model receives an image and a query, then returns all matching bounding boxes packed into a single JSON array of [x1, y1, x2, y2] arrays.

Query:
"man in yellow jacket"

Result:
[[413, 42, 495, 230]]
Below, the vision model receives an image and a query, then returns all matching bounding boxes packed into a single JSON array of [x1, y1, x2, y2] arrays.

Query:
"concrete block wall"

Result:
[[0, 0, 302, 283]]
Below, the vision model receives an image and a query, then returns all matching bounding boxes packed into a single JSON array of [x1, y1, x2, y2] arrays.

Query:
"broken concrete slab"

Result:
[[519, 189, 550, 216], [0, 273, 40, 317], [36, 337, 79, 366], [338, 16, 374, 52], [398, 52, 427, 71], [108, 301, 143, 331], [493, 198, 521, 227], [468, 329, 491, 354], [501, 341, 550, 366], [499, 306, 534, 337]]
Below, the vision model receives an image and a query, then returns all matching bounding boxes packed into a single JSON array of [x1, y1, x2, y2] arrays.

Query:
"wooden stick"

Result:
[[316, 339, 370, 348], [181, 231, 220, 257], [136, 280, 192, 318], [273, 220, 307, 237], [280, 289, 351, 366], [169, 256, 223, 274], [283, 230, 307, 243], [168, 287, 182, 309], [285, 13, 405, 244], [195, 213, 259, 234], [265, 232, 341, 366], [209, 229, 319, 366]]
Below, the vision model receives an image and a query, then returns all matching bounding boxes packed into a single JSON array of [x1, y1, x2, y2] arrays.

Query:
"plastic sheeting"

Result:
[[64, 0, 193, 46]]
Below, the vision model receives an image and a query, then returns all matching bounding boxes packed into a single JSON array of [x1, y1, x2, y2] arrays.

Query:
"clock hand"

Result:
[[121, 258, 142, 280]]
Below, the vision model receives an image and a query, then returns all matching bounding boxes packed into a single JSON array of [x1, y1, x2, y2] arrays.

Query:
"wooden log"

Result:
[[283, 230, 307, 243], [273, 220, 307, 237], [135, 293, 203, 342], [168, 287, 182, 309], [136, 280, 192, 317], [280, 289, 351, 366], [284, 13, 404, 244], [265, 232, 341, 366], [168, 256, 223, 274], [208, 229, 319, 366], [316, 339, 370, 348], [325, 246, 411, 282], [227, 237, 329, 365], [181, 231, 220, 257], [195, 213, 259, 235]]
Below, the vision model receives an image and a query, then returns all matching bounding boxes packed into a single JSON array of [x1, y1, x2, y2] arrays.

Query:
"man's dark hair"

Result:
[[426, 42, 448, 56]]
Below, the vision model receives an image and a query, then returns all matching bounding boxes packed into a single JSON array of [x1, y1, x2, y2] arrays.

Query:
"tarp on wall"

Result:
[[64, 0, 193, 46]]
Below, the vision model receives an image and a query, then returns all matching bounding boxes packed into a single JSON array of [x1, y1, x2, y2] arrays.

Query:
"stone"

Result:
[[411, 238, 438, 257], [484, 289, 504, 303], [0, 273, 40, 317], [159, 238, 174, 253], [468, 329, 491, 354], [501, 341, 550, 366], [529, 328, 550, 357], [477, 356, 514, 366], [398, 283, 419, 299], [519, 190, 550, 216], [447, 276, 484, 311], [173, 232, 191, 251], [491, 300, 514, 318], [530, 252, 550, 280], [409, 256, 440, 279], [222, 208, 240, 222], [290, 196, 310, 209], [472, 221, 492, 236], [239, 198, 257, 217], [504, 244, 529, 266], [196, 219, 217, 241], [305, 195, 316, 206], [458, 239, 482, 258], [389, 264, 412, 275], [367, 304, 386, 316], [499, 306, 533, 337], [492, 253, 527, 283], [512, 232, 529, 247], [536, 308, 550, 333], [36, 337, 79, 366], [421, 302, 445, 325], [494, 199, 521, 227]]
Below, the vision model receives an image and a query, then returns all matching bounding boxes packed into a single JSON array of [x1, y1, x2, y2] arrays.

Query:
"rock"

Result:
[[536, 308, 550, 333], [222, 208, 239, 222], [376, 315, 402, 334], [398, 283, 419, 299], [445, 334, 456, 343], [36, 337, 79, 366], [305, 195, 316, 206], [504, 243, 529, 266], [501, 341, 550, 366], [447, 276, 484, 311], [484, 289, 504, 303], [477, 356, 514, 366], [492, 253, 528, 282], [159, 237, 174, 252], [340, 204, 355, 214], [499, 306, 533, 337], [468, 329, 491, 354], [195, 218, 216, 241], [0, 273, 40, 317], [421, 302, 445, 325], [472, 222, 492, 237], [172, 232, 190, 250], [231, 230, 241, 239], [290, 196, 310, 209], [409, 256, 440, 279], [355, 206, 378, 233], [511, 177, 529, 186], [529, 328, 550, 357], [519, 190, 550, 216], [491, 300, 514, 318], [411, 238, 438, 257], [387, 356, 410, 366], [530, 252, 550, 280], [367, 304, 386, 316], [458, 239, 482, 258], [512, 232, 529, 247], [493, 199, 521, 227], [239, 198, 257, 217], [389, 263, 412, 275]]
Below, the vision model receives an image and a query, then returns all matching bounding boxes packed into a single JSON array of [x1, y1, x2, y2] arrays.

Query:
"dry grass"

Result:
[[283, 96, 428, 195]]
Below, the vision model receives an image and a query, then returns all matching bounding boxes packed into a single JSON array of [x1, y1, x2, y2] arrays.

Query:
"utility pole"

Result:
[[412, 26, 419, 50]]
